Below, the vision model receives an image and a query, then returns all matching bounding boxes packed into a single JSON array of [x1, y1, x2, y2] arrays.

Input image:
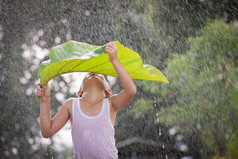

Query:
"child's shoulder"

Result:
[[66, 97, 79, 102], [63, 98, 76, 108], [66, 97, 78, 101]]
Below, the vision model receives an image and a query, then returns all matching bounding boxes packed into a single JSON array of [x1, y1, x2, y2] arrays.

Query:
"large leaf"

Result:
[[38, 41, 168, 87]]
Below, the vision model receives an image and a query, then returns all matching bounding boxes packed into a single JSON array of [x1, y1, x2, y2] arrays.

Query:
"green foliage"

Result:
[[156, 20, 238, 156], [131, 98, 153, 118], [227, 129, 238, 158]]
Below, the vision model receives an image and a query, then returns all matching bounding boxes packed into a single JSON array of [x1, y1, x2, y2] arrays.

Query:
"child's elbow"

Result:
[[42, 134, 51, 138], [132, 86, 137, 95], [41, 130, 52, 138], [129, 85, 137, 97]]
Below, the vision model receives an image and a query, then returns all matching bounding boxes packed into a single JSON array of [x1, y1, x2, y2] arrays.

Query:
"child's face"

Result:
[[81, 73, 108, 90]]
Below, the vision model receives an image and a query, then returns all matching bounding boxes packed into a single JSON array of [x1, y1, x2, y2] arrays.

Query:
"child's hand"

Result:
[[105, 42, 118, 63], [36, 83, 50, 103]]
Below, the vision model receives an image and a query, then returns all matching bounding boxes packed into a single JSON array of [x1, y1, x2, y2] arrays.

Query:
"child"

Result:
[[36, 42, 136, 159]]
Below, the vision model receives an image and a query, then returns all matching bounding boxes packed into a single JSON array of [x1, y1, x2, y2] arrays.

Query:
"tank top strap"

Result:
[[72, 98, 79, 128], [104, 98, 115, 130]]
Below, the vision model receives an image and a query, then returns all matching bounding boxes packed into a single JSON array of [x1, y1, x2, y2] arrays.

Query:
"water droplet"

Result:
[[179, 144, 188, 152], [26, 87, 33, 96], [85, 10, 91, 16], [61, 18, 68, 24], [20, 77, 28, 84], [1, 136, 6, 142], [33, 36, 39, 42], [38, 29, 44, 37], [12, 147, 18, 155], [55, 37, 61, 44], [28, 138, 34, 144], [24, 70, 31, 79], [39, 40, 47, 47], [22, 44, 27, 50], [66, 33, 72, 40]]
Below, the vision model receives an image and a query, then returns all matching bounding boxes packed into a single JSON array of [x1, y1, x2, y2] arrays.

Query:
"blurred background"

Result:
[[0, 0, 238, 158]]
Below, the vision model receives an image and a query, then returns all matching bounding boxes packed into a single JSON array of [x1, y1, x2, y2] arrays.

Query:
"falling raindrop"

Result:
[[66, 33, 72, 40], [1, 136, 6, 143], [12, 147, 18, 155], [179, 144, 188, 152], [39, 40, 47, 47], [38, 29, 44, 37], [55, 37, 61, 44], [20, 77, 28, 84], [33, 36, 39, 42], [61, 18, 68, 24], [85, 10, 91, 16], [22, 44, 27, 50]]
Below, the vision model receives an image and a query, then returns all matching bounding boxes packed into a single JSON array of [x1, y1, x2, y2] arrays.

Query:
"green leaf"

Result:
[[38, 40, 168, 87]]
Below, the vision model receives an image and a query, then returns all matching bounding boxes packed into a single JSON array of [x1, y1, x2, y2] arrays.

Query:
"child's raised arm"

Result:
[[105, 42, 136, 112], [36, 83, 71, 138]]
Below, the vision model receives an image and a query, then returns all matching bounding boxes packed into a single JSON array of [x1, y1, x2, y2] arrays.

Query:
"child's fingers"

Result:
[[36, 83, 49, 90], [105, 45, 110, 49], [36, 83, 45, 91], [36, 93, 43, 97], [36, 92, 43, 98], [107, 42, 115, 45], [37, 87, 44, 92], [107, 43, 116, 48], [106, 47, 116, 53], [110, 42, 116, 46], [37, 91, 44, 96], [105, 48, 109, 53], [37, 86, 43, 90], [44, 83, 49, 89], [36, 89, 44, 94], [36, 91, 44, 98], [106, 43, 115, 49], [105, 46, 114, 51], [105, 48, 112, 52], [106, 42, 113, 45]]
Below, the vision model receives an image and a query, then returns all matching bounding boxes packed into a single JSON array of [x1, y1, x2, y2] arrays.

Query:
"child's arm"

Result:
[[36, 83, 71, 138], [105, 42, 136, 112]]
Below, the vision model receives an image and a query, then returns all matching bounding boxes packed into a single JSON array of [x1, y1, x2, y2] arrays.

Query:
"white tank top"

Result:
[[71, 98, 118, 159]]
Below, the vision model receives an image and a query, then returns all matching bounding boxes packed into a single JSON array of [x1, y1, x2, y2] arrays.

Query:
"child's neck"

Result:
[[81, 88, 105, 105]]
